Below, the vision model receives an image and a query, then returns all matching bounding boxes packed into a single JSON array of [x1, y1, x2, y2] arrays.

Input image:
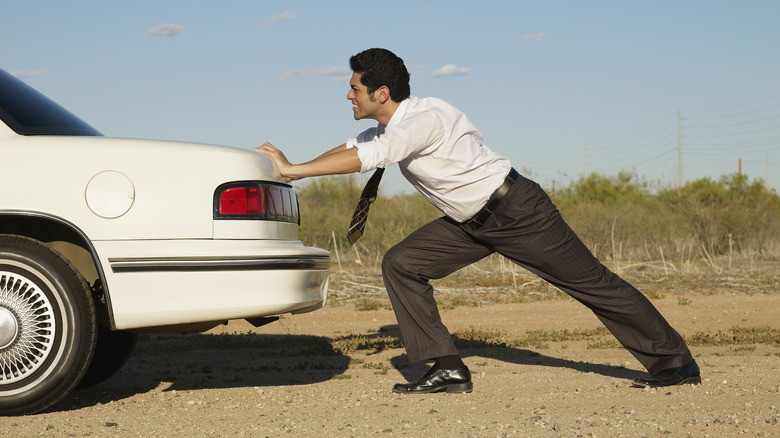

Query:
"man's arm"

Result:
[[254, 142, 362, 182], [315, 143, 348, 159]]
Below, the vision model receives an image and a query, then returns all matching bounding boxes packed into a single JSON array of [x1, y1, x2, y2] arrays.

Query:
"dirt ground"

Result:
[[2, 264, 779, 437]]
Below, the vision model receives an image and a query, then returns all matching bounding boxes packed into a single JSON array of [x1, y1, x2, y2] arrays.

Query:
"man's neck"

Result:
[[374, 100, 401, 126]]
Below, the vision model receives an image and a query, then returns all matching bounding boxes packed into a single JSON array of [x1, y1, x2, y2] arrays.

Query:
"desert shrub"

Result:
[[553, 171, 780, 261], [658, 174, 780, 257], [295, 174, 360, 249], [554, 172, 673, 261], [296, 172, 780, 265]]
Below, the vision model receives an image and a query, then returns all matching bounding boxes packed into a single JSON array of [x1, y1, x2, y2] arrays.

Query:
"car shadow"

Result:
[[60, 333, 351, 412]]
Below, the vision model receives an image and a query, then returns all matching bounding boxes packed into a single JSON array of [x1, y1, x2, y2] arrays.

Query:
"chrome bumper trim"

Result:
[[109, 255, 331, 273]]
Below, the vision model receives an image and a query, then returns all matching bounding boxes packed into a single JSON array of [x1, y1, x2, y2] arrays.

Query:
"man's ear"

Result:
[[377, 86, 391, 103]]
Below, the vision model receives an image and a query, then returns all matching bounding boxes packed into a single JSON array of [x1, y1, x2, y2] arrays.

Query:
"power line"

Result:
[[527, 95, 779, 191]]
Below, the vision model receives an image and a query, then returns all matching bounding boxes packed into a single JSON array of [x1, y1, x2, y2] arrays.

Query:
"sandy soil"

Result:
[[2, 266, 778, 437]]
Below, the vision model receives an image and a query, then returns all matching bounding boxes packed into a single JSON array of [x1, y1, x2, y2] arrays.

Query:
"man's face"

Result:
[[347, 72, 380, 121]]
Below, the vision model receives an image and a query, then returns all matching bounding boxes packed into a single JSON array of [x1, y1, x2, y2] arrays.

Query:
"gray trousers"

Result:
[[381, 174, 693, 375]]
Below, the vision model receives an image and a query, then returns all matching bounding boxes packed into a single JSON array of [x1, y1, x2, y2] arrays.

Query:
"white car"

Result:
[[0, 69, 330, 415]]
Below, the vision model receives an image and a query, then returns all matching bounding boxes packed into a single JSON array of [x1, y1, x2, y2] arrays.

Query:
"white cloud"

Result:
[[11, 70, 47, 79], [145, 23, 184, 37], [280, 68, 309, 81], [430, 64, 471, 78], [280, 66, 350, 82], [258, 11, 297, 28], [522, 32, 544, 42]]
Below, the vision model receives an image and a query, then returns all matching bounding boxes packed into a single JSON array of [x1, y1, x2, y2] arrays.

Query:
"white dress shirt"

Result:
[[346, 96, 512, 222]]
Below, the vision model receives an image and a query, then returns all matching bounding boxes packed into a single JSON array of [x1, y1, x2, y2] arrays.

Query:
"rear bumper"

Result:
[[93, 239, 330, 330]]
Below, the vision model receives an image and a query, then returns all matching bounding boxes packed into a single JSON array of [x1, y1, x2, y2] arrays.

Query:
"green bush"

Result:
[[554, 172, 662, 260], [295, 172, 780, 264], [654, 174, 780, 258]]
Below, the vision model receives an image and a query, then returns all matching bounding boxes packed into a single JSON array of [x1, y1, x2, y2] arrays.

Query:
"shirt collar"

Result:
[[384, 96, 412, 129]]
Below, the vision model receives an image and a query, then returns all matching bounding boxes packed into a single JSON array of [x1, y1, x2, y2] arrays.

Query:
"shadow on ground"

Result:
[[60, 333, 351, 412], [59, 325, 646, 412], [374, 324, 647, 383]]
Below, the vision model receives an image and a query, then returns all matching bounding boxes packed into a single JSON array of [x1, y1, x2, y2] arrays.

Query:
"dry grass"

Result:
[[320, 257, 780, 350], [329, 254, 779, 306]]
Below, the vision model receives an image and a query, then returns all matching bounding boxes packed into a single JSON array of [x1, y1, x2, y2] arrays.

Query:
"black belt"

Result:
[[465, 168, 519, 228]]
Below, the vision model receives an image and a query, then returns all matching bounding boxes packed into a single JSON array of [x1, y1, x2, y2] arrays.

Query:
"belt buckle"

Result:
[[466, 212, 486, 228]]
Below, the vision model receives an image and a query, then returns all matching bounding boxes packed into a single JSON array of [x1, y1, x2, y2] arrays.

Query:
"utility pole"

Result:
[[739, 158, 743, 191], [768, 156, 771, 191], [677, 110, 682, 190]]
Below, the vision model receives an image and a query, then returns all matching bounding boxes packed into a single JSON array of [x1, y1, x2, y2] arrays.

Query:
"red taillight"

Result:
[[219, 187, 267, 215], [214, 183, 299, 224]]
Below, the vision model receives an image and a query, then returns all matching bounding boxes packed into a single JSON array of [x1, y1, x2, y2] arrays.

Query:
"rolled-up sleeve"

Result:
[[346, 127, 381, 173], [346, 112, 442, 174]]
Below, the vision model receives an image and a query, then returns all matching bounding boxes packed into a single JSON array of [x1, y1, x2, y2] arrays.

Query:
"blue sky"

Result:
[[4, 1, 779, 194]]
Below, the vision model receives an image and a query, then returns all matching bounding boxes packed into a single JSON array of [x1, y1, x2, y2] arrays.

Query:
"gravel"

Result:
[[2, 267, 778, 437]]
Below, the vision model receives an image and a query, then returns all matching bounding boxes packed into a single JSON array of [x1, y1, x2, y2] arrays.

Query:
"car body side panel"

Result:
[[107, 269, 329, 330], [93, 239, 330, 329], [3, 135, 288, 240]]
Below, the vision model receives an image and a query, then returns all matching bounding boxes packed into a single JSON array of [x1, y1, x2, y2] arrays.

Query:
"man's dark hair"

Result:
[[350, 48, 411, 102]]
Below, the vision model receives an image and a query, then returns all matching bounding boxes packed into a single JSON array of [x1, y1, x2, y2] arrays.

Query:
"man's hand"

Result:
[[255, 142, 362, 181], [254, 142, 295, 182]]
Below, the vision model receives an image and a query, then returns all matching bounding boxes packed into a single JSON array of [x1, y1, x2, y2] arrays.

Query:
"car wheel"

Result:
[[0, 235, 97, 416], [77, 325, 137, 388]]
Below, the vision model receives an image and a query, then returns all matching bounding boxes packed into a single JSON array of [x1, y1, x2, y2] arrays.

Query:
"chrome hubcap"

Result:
[[0, 271, 57, 384], [0, 307, 18, 349]]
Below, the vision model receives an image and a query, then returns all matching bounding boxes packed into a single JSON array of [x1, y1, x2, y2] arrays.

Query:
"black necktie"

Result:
[[347, 167, 385, 245]]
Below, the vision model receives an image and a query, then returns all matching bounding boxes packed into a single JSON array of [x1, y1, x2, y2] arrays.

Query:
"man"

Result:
[[256, 48, 700, 394]]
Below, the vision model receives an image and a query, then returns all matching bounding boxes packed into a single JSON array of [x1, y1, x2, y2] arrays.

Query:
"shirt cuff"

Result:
[[345, 138, 373, 173]]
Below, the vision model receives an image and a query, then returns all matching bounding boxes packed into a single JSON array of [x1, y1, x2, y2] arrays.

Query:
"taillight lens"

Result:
[[219, 187, 266, 215], [214, 182, 299, 224]]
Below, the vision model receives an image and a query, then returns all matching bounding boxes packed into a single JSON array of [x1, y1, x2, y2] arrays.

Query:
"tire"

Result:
[[77, 325, 137, 388], [0, 235, 97, 416]]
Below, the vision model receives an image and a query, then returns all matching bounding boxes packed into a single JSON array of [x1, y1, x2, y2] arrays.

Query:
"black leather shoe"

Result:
[[393, 366, 473, 394], [631, 360, 701, 388]]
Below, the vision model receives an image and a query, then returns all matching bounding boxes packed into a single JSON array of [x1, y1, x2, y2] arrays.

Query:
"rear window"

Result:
[[0, 69, 102, 136]]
